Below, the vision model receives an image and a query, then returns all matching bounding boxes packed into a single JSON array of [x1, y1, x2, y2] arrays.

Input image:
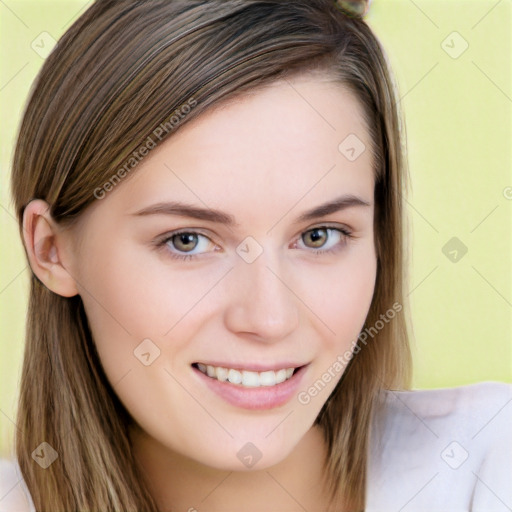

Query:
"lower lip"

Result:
[[192, 365, 308, 410]]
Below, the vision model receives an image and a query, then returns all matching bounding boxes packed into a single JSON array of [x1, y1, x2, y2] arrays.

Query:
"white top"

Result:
[[366, 381, 512, 511], [1, 381, 510, 511]]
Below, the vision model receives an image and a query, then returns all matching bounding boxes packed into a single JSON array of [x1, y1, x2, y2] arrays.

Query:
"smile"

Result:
[[191, 362, 308, 410], [194, 363, 296, 388]]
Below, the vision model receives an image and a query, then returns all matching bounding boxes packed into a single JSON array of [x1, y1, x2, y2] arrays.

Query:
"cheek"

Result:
[[293, 243, 376, 407], [301, 241, 377, 349], [75, 242, 229, 377]]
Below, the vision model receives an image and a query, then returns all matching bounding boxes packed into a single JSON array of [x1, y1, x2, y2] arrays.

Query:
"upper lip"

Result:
[[193, 361, 308, 372]]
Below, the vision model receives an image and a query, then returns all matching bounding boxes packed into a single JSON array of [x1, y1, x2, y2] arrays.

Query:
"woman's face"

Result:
[[65, 75, 377, 471]]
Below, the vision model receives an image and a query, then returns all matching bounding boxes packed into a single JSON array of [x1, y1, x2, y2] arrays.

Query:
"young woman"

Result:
[[1, 1, 510, 511]]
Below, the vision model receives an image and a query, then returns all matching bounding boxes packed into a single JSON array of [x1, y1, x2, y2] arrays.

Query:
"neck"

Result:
[[130, 423, 344, 512]]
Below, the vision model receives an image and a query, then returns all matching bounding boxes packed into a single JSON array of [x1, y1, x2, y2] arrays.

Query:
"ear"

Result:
[[22, 199, 78, 297]]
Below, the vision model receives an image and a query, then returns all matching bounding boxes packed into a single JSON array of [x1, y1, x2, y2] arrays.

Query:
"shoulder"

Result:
[[376, 380, 512, 432], [366, 381, 512, 511], [0, 459, 35, 512]]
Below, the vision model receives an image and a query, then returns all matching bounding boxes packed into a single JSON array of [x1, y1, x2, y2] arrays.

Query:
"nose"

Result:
[[223, 250, 300, 343]]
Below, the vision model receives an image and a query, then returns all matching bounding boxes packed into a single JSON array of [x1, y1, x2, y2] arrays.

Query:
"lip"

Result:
[[192, 363, 309, 410]]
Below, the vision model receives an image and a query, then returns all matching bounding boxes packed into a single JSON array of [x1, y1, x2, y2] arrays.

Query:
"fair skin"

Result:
[[24, 75, 376, 511]]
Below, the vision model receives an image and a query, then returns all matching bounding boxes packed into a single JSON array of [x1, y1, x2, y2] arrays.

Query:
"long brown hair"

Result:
[[11, 1, 412, 510]]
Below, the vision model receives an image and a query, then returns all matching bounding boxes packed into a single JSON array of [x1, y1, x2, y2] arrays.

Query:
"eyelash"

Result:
[[156, 225, 354, 262]]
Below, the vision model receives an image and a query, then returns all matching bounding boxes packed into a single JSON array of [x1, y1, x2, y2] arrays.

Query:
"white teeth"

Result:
[[275, 369, 287, 384], [227, 368, 242, 384], [215, 367, 229, 382], [196, 364, 297, 387], [259, 370, 276, 386], [242, 371, 260, 387]]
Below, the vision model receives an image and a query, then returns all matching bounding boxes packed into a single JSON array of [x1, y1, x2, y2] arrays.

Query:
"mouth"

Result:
[[192, 362, 301, 388], [191, 361, 309, 410]]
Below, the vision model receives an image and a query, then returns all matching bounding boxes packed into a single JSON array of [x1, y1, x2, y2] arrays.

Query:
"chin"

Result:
[[195, 439, 297, 473], [185, 415, 318, 473]]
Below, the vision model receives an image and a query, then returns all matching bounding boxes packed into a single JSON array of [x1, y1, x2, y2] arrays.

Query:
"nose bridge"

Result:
[[223, 246, 300, 341]]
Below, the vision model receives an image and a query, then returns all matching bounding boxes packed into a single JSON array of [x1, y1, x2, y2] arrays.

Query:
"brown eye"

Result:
[[295, 226, 352, 255], [302, 228, 328, 248], [170, 232, 199, 252], [159, 230, 216, 261]]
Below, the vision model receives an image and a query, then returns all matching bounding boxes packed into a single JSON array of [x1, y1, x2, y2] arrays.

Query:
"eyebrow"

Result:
[[130, 194, 371, 226]]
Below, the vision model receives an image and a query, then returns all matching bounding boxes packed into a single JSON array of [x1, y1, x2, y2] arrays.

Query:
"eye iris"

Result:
[[304, 228, 327, 248], [173, 233, 198, 252]]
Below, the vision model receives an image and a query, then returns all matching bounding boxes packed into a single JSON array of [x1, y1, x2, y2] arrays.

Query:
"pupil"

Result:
[[307, 228, 326, 247], [310, 229, 322, 241]]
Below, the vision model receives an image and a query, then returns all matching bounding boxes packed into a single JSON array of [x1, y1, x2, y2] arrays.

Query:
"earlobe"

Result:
[[22, 199, 78, 298]]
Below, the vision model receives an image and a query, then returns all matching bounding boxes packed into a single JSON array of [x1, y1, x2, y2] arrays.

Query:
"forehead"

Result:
[[85, 75, 374, 226]]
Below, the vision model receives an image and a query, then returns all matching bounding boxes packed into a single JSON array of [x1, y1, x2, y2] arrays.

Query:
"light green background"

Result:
[[0, 1, 511, 458]]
